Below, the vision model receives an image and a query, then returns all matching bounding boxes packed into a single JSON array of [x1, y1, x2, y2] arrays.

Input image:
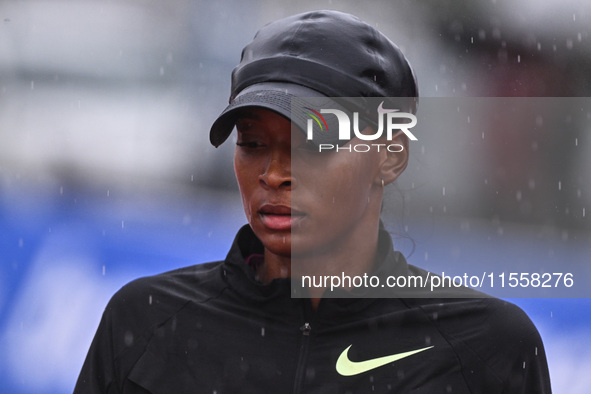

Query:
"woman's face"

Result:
[[233, 107, 404, 259]]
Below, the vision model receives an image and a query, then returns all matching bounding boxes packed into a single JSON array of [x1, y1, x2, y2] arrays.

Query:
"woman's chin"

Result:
[[256, 231, 292, 257]]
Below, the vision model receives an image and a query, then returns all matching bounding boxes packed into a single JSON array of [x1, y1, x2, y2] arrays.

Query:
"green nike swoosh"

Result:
[[336, 345, 434, 376]]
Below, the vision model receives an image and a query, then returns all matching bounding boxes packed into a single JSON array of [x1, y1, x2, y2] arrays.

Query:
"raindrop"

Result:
[[18, 238, 23, 248], [160, 66, 165, 76], [424, 252, 429, 261], [60, 186, 64, 195], [573, 13, 576, 22], [535, 116, 543, 126], [460, 221, 471, 232], [442, 187, 446, 196], [583, 208, 586, 217], [30, 80, 34, 90], [435, 84, 438, 92], [577, 33, 582, 42], [522, 361, 526, 369], [575, 138, 578, 146], [121, 220, 125, 229], [102, 265, 106, 276], [566, 39, 573, 50], [535, 347, 538, 356], [516, 191, 522, 201], [537, 42, 542, 51], [470, 36, 474, 44], [467, 115, 470, 123], [558, 181, 562, 191], [149, 295, 153, 305], [517, 55, 521, 63], [528, 179, 536, 190], [261, 327, 265, 337], [282, 237, 286, 244], [481, 132, 485, 140], [124, 331, 134, 347]]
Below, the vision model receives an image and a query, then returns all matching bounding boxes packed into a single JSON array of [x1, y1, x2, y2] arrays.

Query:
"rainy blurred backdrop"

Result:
[[1, 0, 590, 392]]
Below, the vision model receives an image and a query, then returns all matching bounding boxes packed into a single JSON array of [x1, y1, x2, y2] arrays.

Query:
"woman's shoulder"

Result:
[[104, 260, 227, 330], [400, 283, 548, 390], [401, 264, 542, 344]]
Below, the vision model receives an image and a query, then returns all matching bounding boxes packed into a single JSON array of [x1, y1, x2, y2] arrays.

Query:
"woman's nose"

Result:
[[259, 149, 294, 190]]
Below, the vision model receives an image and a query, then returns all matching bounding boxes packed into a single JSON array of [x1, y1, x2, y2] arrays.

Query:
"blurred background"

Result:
[[1, 0, 590, 392]]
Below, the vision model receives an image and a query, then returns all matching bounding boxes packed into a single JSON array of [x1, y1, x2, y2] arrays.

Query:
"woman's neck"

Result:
[[259, 219, 381, 303]]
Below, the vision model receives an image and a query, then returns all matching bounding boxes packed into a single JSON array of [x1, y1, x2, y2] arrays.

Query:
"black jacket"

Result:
[[75, 225, 551, 393]]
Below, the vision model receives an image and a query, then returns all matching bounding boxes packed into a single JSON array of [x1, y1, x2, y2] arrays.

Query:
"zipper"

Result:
[[293, 304, 313, 394]]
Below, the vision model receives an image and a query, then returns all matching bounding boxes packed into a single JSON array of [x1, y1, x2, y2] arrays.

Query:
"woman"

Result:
[[75, 10, 551, 393]]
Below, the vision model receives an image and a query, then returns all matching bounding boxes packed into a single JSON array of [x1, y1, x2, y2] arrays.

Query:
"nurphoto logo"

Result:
[[305, 101, 418, 152]]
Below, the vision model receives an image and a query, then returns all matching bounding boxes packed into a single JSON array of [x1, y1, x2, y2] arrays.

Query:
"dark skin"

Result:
[[233, 108, 409, 308]]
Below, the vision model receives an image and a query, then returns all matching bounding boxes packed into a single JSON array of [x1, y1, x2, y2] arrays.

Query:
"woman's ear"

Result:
[[376, 131, 409, 186]]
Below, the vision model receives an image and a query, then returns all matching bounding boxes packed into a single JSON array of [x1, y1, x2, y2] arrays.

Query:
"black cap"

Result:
[[209, 10, 418, 147]]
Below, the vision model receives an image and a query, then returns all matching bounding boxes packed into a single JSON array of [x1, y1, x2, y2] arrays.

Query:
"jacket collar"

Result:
[[221, 224, 411, 313]]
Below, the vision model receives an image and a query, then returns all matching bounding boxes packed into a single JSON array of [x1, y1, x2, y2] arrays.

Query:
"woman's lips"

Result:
[[259, 204, 305, 231]]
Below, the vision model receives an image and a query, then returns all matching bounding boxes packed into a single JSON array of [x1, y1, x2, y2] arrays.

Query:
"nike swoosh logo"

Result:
[[336, 345, 434, 376], [377, 101, 399, 114]]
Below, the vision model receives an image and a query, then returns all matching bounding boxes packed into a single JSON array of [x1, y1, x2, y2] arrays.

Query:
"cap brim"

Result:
[[209, 82, 327, 147]]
